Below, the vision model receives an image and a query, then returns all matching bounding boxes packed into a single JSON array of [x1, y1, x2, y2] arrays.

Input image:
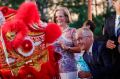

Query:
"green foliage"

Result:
[[0, 0, 112, 37], [0, 1, 2, 6], [69, 4, 88, 29], [93, 15, 104, 36], [37, 0, 48, 21], [0, 0, 24, 9], [47, 0, 88, 29]]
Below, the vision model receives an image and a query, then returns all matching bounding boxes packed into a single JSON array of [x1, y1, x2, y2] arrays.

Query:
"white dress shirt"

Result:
[[88, 43, 93, 56], [115, 15, 120, 36]]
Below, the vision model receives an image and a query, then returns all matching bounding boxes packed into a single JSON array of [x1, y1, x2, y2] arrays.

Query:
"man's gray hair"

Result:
[[77, 27, 93, 38]]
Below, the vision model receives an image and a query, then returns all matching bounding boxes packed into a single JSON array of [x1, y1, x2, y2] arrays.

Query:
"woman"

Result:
[[52, 6, 79, 79]]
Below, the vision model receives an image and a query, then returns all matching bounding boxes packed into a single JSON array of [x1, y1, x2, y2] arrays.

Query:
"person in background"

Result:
[[52, 6, 80, 79], [74, 20, 96, 79], [82, 20, 105, 41], [77, 28, 112, 79], [82, 20, 96, 32], [103, 0, 120, 78]]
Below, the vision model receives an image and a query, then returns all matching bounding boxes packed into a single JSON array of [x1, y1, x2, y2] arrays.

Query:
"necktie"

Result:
[[117, 16, 120, 37], [88, 52, 93, 56]]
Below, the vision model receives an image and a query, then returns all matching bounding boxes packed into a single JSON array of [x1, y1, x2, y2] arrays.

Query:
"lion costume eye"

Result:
[[6, 31, 16, 41], [17, 37, 34, 57]]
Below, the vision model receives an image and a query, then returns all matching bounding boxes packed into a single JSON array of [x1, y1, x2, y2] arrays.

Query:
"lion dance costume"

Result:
[[0, 2, 61, 79]]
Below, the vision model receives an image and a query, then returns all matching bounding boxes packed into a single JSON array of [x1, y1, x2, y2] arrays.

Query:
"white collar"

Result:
[[115, 15, 120, 36], [88, 43, 93, 53], [116, 14, 120, 21]]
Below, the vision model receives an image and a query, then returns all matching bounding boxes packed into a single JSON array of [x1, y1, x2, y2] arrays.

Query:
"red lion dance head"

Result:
[[0, 2, 61, 79]]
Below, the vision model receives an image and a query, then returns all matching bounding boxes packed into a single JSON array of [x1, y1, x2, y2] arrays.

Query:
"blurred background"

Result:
[[0, 0, 115, 37]]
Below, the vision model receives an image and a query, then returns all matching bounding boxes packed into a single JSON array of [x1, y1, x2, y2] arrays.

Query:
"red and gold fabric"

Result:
[[17, 65, 39, 79], [39, 46, 61, 79], [0, 2, 61, 79], [0, 6, 17, 21], [0, 69, 15, 79]]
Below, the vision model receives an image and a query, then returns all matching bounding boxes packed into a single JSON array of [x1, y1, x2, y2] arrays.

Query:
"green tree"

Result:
[[0, 0, 24, 9], [0, 0, 114, 37]]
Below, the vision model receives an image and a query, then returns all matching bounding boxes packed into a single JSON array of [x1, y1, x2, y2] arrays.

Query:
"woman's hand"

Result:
[[57, 41, 70, 50]]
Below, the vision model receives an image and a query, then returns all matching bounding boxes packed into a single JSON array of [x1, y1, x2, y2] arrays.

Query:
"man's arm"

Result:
[[103, 17, 116, 49], [92, 43, 113, 78]]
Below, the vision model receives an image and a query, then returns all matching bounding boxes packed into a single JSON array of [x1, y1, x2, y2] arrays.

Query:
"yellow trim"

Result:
[[5, 13, 15, 18]]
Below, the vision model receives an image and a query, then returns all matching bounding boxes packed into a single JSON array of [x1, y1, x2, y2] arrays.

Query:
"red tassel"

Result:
[[15, 2, 40, 26], [17, 66, 39, 79], [0, 69, 15, 79], [45, 23, 61, 43]]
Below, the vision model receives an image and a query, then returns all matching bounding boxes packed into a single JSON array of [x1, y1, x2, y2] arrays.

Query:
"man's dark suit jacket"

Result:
[[83, 41, 112, 79], [104, 14, 120, 79]]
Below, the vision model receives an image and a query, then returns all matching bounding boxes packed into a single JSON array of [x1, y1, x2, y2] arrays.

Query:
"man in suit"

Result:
[[103, 0, 120, 78], [77, 28, 112, 79]]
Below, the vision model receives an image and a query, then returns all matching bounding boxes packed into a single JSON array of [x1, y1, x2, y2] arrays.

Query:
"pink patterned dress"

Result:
[[54, 27, 77, 73]]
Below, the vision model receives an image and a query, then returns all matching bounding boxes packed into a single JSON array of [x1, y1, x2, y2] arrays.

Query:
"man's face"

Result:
[[113, 0, 120, 12], [77, 31, 92, 51]]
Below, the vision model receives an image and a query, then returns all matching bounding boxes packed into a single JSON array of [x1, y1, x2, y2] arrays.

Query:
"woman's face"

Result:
[[55, 10, 67, 26]]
